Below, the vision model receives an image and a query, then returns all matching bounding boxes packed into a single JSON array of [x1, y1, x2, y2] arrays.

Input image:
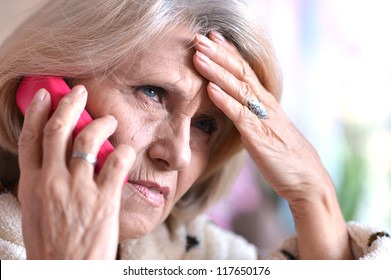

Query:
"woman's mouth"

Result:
[[127, 180, 170, 207]]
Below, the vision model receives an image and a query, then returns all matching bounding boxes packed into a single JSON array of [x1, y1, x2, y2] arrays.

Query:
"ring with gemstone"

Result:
[[247, 99, 268, 119]]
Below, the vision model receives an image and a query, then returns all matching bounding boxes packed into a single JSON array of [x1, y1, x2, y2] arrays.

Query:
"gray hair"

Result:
[[0, 0, 282, 219]]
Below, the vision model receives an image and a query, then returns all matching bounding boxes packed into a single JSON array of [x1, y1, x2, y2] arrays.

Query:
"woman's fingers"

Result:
[[194, 32, 337, 202], [194, 33, 275, 129], [195, 33, 249, 81], [195, 50, 250, 105], [96, 144, 136, 192], [194, 34, 277, 124], [18, 89, 51, 171], [68, 115, 118, 178], [19, 83, 131, 191], [207, 82, 251, 123], [194, 33, 269, 100], [17, 84, 132, 259], [42, 85, 87, 171]]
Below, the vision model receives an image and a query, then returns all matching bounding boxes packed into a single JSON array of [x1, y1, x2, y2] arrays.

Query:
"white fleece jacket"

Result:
[[0, 192, 390, 260]]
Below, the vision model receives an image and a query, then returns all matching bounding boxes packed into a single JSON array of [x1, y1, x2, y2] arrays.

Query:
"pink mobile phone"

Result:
[[16, 76, 114, 173]]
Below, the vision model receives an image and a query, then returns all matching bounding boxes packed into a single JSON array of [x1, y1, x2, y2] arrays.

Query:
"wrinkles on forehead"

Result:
[[117, 26, 196, 78], [116, 30, 208, 104]]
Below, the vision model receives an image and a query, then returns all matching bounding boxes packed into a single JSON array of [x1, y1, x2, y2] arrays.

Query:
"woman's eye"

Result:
[[193, 117, 217, 135], [138, 86, 163, 102]]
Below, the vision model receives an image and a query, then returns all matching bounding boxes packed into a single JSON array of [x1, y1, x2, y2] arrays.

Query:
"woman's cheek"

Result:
[[173, 176, 194, 204], [111, 109, 161, 149], [175, 152, 209, 201]]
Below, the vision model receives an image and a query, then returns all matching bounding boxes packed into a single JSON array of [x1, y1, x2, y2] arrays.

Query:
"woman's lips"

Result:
[[127, 181, 170, 207]]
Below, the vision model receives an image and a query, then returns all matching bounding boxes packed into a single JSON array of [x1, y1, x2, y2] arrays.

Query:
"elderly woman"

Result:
[[0, 0, 389, 260]]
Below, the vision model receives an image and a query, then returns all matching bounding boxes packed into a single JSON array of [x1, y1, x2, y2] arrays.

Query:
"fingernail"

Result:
[[197, 34, 213, 48], [196, 51, 210, 63], [34, 88, 47, 101], [209, 82, 222, 93], [106, 115, 117, 122], [73, 85, 86, 95], [211, 31, 225, 44]]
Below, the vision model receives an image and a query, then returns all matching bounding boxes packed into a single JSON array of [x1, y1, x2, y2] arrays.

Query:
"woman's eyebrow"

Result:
[[155, 82, 182, 95], [140, 80, 202, 102], [145, 80, 226, 120]]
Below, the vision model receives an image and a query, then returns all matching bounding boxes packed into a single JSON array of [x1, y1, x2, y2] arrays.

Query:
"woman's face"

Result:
[[80, 28, 227, 241]]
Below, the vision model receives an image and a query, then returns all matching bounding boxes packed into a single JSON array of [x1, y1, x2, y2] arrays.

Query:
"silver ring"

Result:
[[71, 151, 97, 166], [248, 99, 268, 119]]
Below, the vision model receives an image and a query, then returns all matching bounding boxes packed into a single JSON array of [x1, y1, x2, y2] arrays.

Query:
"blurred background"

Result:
[[1, 0, 390, 255]]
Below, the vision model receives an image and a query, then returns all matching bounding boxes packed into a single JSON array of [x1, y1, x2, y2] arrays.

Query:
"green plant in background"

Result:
[[337, 124, 367, 221]]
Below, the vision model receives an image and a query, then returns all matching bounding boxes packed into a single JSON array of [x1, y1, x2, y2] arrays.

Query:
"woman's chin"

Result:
[[119, 226, 151, 241], [119, 230, 147, 242], [118, 213, 161, 241]]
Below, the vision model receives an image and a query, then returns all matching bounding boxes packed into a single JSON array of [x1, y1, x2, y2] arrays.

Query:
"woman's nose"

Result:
[[148, 121, 191, 171]]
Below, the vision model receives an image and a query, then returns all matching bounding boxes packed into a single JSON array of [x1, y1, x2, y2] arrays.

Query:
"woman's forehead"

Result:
[[118, 28, 202, 91], [142, 27, 195, 66], [111, 27, 227, 120]]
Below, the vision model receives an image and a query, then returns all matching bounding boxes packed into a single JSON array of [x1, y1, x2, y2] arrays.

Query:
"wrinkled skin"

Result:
[[17, 28, 352, 259]]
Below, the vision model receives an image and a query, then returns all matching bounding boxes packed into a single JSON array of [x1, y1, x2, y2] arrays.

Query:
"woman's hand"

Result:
[[17, 85, 135, 259], [193, 32, 352, 259]]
